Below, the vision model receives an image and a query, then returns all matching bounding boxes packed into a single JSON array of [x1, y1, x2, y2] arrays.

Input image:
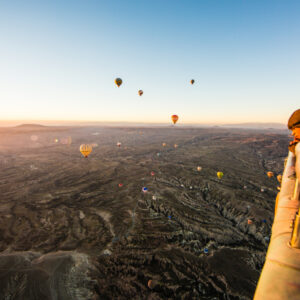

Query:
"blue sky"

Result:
[[0, 0, 299, 124]]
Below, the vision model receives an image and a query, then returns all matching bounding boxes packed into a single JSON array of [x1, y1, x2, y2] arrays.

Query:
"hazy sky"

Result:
[[0, 0, 299, 124]]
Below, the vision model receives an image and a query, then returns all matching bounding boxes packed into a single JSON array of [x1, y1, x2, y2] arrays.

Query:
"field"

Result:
[[0, 125, 290, 299]]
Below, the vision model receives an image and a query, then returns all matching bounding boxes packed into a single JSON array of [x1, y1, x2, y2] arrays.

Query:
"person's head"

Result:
[[292, 127, 300, 138], [288, 109, 300, 135], [288, 110, 300, 153]]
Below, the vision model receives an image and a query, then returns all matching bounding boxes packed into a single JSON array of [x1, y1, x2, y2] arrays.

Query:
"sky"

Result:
[[0, 0, 299, 125]]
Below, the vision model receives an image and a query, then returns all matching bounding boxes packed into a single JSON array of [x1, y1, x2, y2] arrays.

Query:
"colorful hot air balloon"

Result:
[[171, 115, 179, 125], [115, 78, 122, 87], [190, 79, 195, 85], [138, 90, 143, 96], [217, 171, 223, 179], [248, 219, 253, 225], [267, 171, 274, 178], [80, 144, 92, 158], [162, 143, 167, 147], [277, 174, 282, 183], [197, 166, 202, 172], [142, 187, 148, 193]]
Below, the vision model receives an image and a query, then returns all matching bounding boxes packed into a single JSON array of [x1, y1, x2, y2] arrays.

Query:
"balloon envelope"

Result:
[[138, 90, 143, 96], [80, 144, 92, 158], [115, 78, 122, 87], [277, 174, 282, 182], [171, 115, 179, 124], [217, 171, 223, 179], [267, 171, 274, 178], [190, 79, 195, 84]]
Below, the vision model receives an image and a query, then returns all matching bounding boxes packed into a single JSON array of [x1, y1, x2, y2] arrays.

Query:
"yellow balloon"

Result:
[[217, 171, 223, 179], [80, 144, 92, 158]]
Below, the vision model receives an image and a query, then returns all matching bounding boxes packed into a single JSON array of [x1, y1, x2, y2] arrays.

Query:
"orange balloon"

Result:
[[248, 219, 253, 225], [277, 174, 282, 183], [171, 115, 179, 124], [267, 171, 274, 178]]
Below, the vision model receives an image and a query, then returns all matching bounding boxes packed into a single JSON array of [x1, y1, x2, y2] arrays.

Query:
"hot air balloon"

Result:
[[138, 90, 143, 96], [142, 187, 148, 193], [171, 115, 179, 125], [248, 219, 253, 225], [190, 79, 195, 85], [115, 78, 122, 87], [151, 171, 155, 176], [148, 280, 153, 289], [80, 144, 92, 158], [277, 174, 282, 183], [267, 171, 274, 178], [197, 166, 202, 172], [162, 143, 167, 147], [117, 142, 122, 147], [118, 183, 123, 188], [168, 215, 172, 220], [204, 248, 209, 254], [217, 172, 223, 179]]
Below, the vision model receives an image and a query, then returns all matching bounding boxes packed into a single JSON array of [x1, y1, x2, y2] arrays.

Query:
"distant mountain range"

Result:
[[0, 121, 287, 130], [220, 123, 287, 129]]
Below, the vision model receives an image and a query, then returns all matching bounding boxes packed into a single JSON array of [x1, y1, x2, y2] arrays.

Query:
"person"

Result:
[[288, 109, 300, 154]]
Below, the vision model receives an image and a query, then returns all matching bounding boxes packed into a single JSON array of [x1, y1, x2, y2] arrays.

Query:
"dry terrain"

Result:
[[0, 125, 290, 299]]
